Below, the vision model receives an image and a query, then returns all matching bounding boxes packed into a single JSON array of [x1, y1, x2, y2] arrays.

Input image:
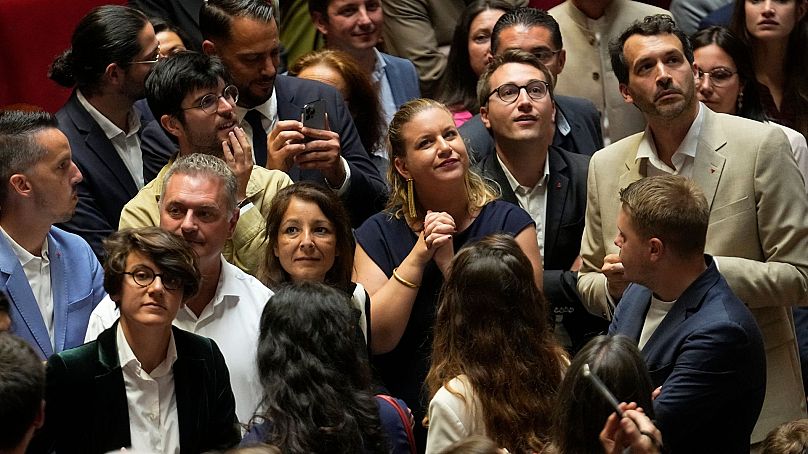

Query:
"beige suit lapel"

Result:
[[692, 109, 727, 210], [618, 136, 647, 190]]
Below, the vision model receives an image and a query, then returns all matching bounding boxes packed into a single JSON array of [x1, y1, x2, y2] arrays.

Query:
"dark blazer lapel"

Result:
[[545, 148, 569, 256], [66, 93, 139, 194], [480, 153, 518, 204], [0, 234, 53, 357], [174, 330, 207, 454], [94, 324, 132, 449], [622, 284, 653, 344]]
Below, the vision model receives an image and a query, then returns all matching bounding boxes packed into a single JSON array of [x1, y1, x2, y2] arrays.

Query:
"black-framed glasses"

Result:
[[486, 80, 550, 105], [533, 49, 562, 63], [124, 266, 182, 291], [697, 67, 737, 87], [182, 85, 239, 114]]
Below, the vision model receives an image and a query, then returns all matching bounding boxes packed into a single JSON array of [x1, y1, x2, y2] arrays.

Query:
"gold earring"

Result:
[[406, 178, 416, 218]]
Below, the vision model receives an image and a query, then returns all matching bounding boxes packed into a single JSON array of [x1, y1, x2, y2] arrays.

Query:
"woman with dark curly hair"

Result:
[[435, 0, 515, 125], [425, 234, 565, 453], [242, 282, 413, 454]]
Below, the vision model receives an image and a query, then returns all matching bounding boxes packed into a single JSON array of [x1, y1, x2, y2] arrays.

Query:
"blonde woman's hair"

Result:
[[385, 98, 497, 222]]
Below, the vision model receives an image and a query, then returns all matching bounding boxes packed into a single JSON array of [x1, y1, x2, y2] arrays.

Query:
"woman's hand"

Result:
[[599, 402, 662, 454], [423, 210, 456, 276]]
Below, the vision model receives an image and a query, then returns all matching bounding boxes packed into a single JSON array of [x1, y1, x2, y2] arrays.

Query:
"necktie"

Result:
[[244, 109, 268, 167]]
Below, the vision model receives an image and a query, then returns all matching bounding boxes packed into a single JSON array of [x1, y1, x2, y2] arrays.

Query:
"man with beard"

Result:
[[0, 111, 106, 360], [200, 0, 387, 226], [120, 52, 292, 276], [578, 14, 808, 446], [50, 5, 175, 259]]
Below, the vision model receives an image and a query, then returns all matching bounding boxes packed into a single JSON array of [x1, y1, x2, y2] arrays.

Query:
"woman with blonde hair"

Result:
[[354, 98, 542, 450]]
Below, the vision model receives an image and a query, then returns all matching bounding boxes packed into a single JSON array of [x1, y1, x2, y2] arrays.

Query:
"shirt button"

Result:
[[592, 72, 600, 81]]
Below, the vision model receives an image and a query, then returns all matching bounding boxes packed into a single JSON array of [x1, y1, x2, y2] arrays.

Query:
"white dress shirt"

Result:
[[117, 324, 180, 454], [495, 153, 550, 261], [76, 90, 144, 189], [636, 103, 706, 178], [1, 226, 53, 347], [86, 257, 272, 424]]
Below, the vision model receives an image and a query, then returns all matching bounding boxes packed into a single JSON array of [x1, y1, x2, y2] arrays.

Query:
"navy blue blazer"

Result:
[[609, 257, 766, 453], [459, 95, 604, 161], [274, 74, 388, 226], [55, 92, 174, 259], [478, 146, 608, 352], [30, 324, 240, 454], [380, 52, 421, 108], [1, 226, 105, 360]]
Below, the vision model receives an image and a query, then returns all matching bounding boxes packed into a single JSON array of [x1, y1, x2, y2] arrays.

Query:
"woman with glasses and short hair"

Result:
[[29, 227, 240, 454]]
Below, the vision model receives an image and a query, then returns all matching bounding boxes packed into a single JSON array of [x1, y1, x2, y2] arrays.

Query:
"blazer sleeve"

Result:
[[577, 154, 613, 319], [712, 126, 808, 309], [208, 340, 242, 449], [425, 387, 471, 454]]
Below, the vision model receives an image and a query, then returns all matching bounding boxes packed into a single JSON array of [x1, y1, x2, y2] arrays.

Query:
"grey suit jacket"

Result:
[[578, 106, 808, 442]]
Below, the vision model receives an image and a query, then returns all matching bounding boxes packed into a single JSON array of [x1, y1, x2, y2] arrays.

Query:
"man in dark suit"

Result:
[[460, 7, 604, 161], [200, 0, 387, 226], [50, 5, 174, 259], [608, 175, 765, 452], [476, 50, 607, 352]]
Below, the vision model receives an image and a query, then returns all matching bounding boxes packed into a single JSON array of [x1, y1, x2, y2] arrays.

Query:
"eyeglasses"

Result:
[[124, 266, 182, 291], [181, 85, 240, 114], [486, 80, 550, 105], [533, 49, 562, 64], [697, 67, 737, 87], [130, 51, 164, 65]]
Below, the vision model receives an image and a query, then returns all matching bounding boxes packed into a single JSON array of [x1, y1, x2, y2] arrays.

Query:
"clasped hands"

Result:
[[419, 210, 456, 276], [267, 117, 345, 186]]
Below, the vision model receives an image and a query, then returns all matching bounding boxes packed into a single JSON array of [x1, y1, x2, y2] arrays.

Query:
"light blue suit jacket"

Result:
[[380, 52, 421, 108], [1, 226, 105, 359]]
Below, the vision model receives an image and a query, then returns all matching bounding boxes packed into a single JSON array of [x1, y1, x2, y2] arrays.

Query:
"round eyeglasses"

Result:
[[124, 266, 182, 291], [697, 67, 737, 88], [486, 80, 551, 105], [182, 85, 240, 114]]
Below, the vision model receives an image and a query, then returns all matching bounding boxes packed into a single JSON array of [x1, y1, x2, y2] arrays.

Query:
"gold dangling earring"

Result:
[[406, 178, 416, 219]]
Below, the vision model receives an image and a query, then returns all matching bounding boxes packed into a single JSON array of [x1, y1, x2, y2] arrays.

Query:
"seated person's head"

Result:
[[103, 227, 201, 317], [762, 419, 808, 454], [261, 182, 353, 291], [553, 335, 655, 453], [159, 153, 239, 268], [0, 333, 45, 452], [308, 0, 383, 53], [149, 16, 192, 57], [145, 51, 239, 154]]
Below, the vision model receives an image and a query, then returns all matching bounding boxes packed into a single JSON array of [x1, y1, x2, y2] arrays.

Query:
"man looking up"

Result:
[[459, 7, 604, 160], [0, 111, 106, 360], [89, 153, 273, 425], [578, 14, 808, 445], [609, 175, 765, 451], [50, 5, 174, 258], [121, 51, 292, 276], [200, 0, 387, 226], [477, 50, 606, 352]]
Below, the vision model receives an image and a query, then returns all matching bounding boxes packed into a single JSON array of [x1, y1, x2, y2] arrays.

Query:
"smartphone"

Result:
[[301, 99, 327, 130]]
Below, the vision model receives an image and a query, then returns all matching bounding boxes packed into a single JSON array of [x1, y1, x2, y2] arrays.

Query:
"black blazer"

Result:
[[478, 146, 608, 352], [274, 74, 388, 226], [29, 324, 240, 454], [55, 92, 174, 259], [460, 94, 604, 161]]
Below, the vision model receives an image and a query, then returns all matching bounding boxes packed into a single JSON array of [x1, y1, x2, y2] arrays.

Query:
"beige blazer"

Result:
[[550, 0, 669, 142], [578, 107, 808, 442]]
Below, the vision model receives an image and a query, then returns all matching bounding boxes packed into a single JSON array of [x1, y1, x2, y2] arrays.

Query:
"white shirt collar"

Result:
[[235, 90, 278, 127], [495, 152, 551, 194], [371, 48, 387, 84], [0, 226, 49, 265], [76, 89, 141, 139], [636, 103, 705, 173], [117, 322, 178, 378]]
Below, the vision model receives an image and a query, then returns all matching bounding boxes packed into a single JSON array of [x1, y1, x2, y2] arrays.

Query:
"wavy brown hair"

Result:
[[385, 98, 497, 222], [426, 234, 566, 452]]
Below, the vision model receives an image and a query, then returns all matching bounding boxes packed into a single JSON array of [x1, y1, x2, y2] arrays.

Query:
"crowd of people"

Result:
[[2, 0, 808, 453]]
